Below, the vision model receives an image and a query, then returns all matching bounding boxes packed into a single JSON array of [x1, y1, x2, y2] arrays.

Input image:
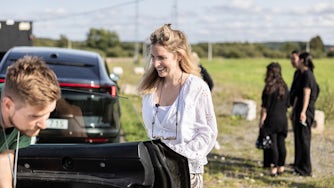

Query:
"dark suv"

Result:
[[0, 46, 121, 143]]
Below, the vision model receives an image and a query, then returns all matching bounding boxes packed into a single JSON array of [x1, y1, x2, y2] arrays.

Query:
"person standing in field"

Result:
[[292, 52, 319, 176], [138, 24, 218, 188], [289, 50, 301, 107], [259, 62, 290, 176], [289, 50, 301, 168], [191, 52, 214, 91]]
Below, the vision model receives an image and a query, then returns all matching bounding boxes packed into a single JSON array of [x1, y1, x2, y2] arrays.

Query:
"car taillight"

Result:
[[0, 78, 5, 83], [59, 83, 100, 88], [59, 82, 117, 97], [85, 138, 109, 143], [111, 85, 117, 97]]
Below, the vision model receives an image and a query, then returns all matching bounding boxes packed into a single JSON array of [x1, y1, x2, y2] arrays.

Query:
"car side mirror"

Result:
[[110, 73, 120, 83]]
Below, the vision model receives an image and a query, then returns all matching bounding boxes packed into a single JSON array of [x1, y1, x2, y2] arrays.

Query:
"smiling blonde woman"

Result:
[[138, 24, 218, 188]]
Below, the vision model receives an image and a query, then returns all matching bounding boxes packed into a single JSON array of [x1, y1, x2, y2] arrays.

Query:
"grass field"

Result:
[[107, 57, 334, 187]]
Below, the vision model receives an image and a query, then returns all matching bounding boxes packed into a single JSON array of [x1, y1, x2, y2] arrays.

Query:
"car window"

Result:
[[51, 89, 119, 128], [48, 62, 99, 80], [1, 59, 100, 80]]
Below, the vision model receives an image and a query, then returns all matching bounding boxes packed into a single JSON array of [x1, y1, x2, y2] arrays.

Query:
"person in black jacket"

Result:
[[292, 52, 319, 176], [191, 52, 214, 91], [259, 62, 290, 176], [290, 50, 301, 107], [289, 50, 301, 168]]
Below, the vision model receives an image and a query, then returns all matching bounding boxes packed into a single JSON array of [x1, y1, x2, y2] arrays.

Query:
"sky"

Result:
[[1, 0, 334, 45]]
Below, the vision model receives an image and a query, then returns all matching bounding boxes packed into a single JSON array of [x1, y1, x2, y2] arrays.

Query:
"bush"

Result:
[[316, 81, 334, 120]]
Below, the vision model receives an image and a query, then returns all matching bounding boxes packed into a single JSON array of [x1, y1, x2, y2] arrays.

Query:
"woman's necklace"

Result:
[[151, 72, 183, 140]]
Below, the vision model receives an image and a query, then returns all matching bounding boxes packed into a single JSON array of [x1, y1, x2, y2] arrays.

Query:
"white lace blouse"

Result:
[[142, 74, 218, 173]]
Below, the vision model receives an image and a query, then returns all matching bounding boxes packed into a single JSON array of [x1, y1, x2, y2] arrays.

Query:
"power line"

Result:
[[34, 0, 144, 22], [173, 0, 178, 27], [134, 0, 140, 63]]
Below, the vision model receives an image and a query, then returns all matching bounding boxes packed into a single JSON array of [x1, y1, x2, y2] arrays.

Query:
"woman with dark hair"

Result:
[[293, 52, 319, 176], [259, 62, 289, 176], [289, 50, 301, 168]]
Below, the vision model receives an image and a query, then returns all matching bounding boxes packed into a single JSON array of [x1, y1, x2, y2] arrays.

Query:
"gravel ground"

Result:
[[205, 116, 334, 187]]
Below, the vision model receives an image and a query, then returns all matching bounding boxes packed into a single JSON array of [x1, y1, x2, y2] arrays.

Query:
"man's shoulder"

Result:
[[0, 128, 31, 152]]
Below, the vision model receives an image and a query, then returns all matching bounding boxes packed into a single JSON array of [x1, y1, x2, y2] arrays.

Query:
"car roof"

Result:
[[5, 46, 101, 65], [0, 46, 114, 84]]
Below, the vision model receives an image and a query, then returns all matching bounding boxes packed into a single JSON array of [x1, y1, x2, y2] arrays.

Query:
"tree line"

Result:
[[33, 28, 334, 59]]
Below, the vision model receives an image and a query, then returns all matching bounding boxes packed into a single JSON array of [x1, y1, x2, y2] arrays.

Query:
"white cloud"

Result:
[[1, 0, 334, 45]]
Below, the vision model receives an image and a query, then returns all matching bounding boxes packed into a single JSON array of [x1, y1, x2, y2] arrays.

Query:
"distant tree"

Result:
[[309, 35, 326, 58], [327, 50, 334, 57], [192, 44, 207, 58], [106, 46, 129, 57], [86, 28, 120, 51], [281, 42, 300, 57], [33, 37, 57, 47], [309, 35, 325, 51], [57, 34, 69, 48], [121, 42, 139, 57]]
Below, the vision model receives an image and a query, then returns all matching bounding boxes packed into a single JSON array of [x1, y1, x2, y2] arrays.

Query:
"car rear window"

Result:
[[48, 62, 99, 80], [0, 59, 100, 80], [52, 90, 118, 128]]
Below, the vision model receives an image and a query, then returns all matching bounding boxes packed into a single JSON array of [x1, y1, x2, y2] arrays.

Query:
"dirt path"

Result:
[[205, 117, 334, 187]]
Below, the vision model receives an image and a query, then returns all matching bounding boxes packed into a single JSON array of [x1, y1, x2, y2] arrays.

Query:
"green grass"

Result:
[[119, 95, 148, 141], [107, 57, 334, 188], [200, 58, 334, 119], [201, 57, 332, 99]]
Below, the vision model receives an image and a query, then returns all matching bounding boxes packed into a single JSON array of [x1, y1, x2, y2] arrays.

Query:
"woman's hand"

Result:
[[300, 112, 307, 125]]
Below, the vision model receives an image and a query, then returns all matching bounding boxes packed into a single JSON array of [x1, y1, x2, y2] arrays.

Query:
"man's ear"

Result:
[[2, 96, 15, 113]]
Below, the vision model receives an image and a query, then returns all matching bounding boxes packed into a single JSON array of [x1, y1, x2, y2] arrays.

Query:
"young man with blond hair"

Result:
[[0, 56, 61, 187]]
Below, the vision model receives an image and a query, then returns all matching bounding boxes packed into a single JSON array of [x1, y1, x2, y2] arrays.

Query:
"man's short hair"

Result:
[[291, 50, 299, 55], [3, 55, 61, 107]]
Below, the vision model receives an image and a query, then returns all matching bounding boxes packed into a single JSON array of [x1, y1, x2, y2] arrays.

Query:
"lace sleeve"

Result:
[[166, 79, 218, 161]]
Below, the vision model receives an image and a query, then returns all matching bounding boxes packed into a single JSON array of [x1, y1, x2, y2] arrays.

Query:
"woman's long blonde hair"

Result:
[[137, 24, 200, 95]]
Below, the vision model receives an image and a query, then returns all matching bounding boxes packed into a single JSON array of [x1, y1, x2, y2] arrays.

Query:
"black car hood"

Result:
[[16, 140, 190, 188]]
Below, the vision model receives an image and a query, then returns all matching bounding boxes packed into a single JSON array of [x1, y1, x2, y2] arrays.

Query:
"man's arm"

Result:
[[0, 150, 14, 188]]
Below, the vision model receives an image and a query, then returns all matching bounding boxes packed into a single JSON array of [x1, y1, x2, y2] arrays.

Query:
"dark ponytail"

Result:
[[299, 52, 315, 72]]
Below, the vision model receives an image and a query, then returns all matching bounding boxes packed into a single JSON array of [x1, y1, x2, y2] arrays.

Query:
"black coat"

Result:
[[199, 64, 214, 91]]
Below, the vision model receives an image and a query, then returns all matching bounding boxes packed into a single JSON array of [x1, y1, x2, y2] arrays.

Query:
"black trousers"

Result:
[[263, 132, 286, 168], [292, 117, 297, 166], [293, 120, 312, 176], [263, 149, 271, 168], [270, 133, 287, 167]]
